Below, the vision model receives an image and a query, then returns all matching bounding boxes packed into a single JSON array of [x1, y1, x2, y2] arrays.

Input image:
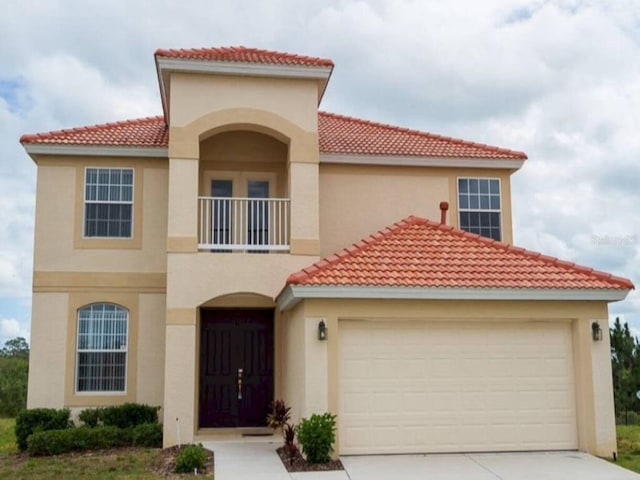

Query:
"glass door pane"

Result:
[[212, 180, 233, 247], [247, 181, 269, 248]]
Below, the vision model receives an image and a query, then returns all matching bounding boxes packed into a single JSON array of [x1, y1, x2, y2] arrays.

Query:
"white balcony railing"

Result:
[[198, 197, 290, 252]]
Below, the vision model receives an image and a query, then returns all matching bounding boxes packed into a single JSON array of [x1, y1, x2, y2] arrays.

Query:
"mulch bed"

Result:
[[152, 445, 214, 478], [277, 446, 344, 472]]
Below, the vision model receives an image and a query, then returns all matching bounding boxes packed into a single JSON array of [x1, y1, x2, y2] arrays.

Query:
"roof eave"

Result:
[[277, 285, 631, 311], [319, 153, 526, 170], [21, 143, 169, 160], [155, 56, 334, 122]]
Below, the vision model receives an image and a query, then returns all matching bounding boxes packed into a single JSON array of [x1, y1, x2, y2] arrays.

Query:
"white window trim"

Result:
[[457, 176, 502, 241], [82, 166, 135, 239], [75, 303, 129, 395]]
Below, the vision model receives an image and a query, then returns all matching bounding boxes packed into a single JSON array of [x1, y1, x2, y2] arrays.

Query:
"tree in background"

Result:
[[1, 337, 29, 359], [0, 337, 29, 417], [610, 318, 640, 424]]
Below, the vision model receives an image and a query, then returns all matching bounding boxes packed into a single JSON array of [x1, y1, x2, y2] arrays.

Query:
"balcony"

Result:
[[198, 197, 290, 252]]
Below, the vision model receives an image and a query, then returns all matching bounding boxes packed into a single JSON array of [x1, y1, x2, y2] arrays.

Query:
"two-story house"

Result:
[[20, 46, 633, 458]]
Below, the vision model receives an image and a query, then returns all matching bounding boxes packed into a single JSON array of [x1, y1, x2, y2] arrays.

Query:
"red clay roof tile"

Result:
[[19, 116, 168, 147], [154, 46, 334, 68], [286, 216, 634, 290], [20, 113, 526, 160], [318, 112, 527, 159]]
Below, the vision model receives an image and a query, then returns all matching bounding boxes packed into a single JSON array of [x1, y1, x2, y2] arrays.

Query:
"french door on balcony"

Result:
[[211, 180, 232, 246], [210, 179, 270, 251], [247, 180, 269, 249]]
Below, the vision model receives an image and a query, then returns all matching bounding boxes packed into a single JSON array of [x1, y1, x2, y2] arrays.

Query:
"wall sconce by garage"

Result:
[[592, 321, 603, 342], [318, 320, 328, 341]]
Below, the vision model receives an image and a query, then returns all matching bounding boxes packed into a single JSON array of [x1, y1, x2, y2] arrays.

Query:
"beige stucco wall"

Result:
[[27, 293, 68, 408], [168, 74, 319, 131], [32, 157, 168, 273], [27, 291, 166, 410], [592, 318, 617, 456], [166, 254, 316, 309], [162, 70, 326, 445], [28, 155, 169, 411], [163, 323, 196, 446], [319, 164, 514, 255], [136, 293, 167, 406], [282, 298, 615, 458], [282, 302, 306, 426]]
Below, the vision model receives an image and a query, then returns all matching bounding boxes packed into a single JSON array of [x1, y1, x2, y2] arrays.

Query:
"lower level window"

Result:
[[76, 303, 128, 393]]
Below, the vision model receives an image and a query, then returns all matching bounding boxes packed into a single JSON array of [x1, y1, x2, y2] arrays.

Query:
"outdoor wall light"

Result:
[[592, 321, 603, 342], [318, 320, 328, 341]]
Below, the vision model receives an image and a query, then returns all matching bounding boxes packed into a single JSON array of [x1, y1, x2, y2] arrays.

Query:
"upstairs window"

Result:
[[84, 168, 134, 238], [458, 178, 502, 241], [76, 303, 128, 393]]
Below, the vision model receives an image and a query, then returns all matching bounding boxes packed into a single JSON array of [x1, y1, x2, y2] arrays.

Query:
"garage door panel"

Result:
[[339, 321, 577, 454]]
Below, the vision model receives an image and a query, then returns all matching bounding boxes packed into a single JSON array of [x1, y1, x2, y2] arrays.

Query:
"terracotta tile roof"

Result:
[[19, 116, 168, 147], [318, 112, 527, 159], [286, 216, 634, 290], [155, 46, 334, 68], [20, 113, 526, 160]]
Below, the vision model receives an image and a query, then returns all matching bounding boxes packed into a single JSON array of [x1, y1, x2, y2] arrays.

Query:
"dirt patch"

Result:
[[277, 446, 344, 472]]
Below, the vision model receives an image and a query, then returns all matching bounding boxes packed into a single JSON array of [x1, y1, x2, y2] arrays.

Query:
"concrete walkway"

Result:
[[201, 441, 640, 480]]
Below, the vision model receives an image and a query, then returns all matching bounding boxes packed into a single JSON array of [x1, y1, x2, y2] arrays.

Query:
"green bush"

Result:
[[15, 408, 71, 451], [296, 413, 337, 464], [78, 407, 104, 427], [132, 422, 163, 447], [0, 356, 28, 417], [175, 443, 208, 473], [27, 426, 131, 456], [101, 403, 159, 429]]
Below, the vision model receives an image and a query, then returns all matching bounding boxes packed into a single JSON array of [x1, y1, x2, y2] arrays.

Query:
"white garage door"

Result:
[[339, 320, 577, 454]]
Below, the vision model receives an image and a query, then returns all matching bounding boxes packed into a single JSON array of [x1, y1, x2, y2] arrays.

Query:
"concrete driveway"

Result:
[[342, 451, 640, 480], [203, 440, 640, 480]]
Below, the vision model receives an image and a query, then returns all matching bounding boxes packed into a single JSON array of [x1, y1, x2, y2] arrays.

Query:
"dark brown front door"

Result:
[[199, 309, 274, 428]]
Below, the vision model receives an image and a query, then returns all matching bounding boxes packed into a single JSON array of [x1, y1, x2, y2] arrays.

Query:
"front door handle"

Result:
[[237, 368, 243, 400]]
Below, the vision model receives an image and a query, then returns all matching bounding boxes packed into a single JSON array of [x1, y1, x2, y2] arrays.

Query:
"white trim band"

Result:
[[156, 57, 333, 81], [278, 285, 630, 310], [23, 144, 169, 158], [320, 153, 526, 170]]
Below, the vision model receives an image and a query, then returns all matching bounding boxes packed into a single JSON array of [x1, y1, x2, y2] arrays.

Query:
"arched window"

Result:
[[76, 303, 128, 392]]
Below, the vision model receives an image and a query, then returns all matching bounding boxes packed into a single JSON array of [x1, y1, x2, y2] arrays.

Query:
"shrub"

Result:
[[101, 403, 159, 429], [132, 422, 163, 447], [175, 443, 208, 473], [284, 422, 296, 448], [0, 356, 28, 417], [78, 407, 104, 428], [266, 399, 291, 430], [15, 408, 71, 451], [283, 422, 298, 466], [27, 425, 131, 456], [296, 413, 336, 464]]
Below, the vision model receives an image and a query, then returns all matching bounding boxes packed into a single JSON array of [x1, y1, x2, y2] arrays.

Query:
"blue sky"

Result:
[[0, 0, 639, 346]]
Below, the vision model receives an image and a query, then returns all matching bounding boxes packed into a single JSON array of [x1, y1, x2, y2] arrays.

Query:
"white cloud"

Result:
[[0, 317, 29, 344]]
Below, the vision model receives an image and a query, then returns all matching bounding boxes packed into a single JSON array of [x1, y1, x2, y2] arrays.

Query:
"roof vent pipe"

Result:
[[439, 201, 449, 224]]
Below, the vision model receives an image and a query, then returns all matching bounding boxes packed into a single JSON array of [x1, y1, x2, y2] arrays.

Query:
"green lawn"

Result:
[[0, 418, 203, 479], [0, 417, 16, 454], [616, 424, 640, 473]]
